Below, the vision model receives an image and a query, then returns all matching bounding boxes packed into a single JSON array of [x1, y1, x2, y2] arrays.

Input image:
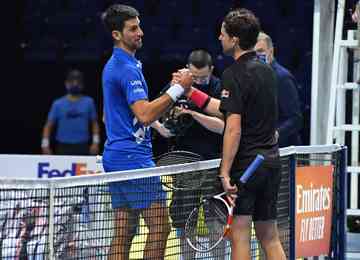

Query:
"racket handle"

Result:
[[239, 154, 264, 183]]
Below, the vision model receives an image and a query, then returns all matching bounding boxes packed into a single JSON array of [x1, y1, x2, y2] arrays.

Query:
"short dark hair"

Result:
[[102, 4, 140, 33], [223, 8, 260, 50], [66, 69, 83, 83], [187, 49, 213, 69]]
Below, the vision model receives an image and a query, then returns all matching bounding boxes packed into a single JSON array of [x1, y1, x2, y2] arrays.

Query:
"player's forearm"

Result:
[[219, 115, 241, 177], [191, 111, 224, 134], [132, 96, 173, 126], [220, 130, 241, 177], [147, 96, 173, 124], [186, 87, 223, 119]]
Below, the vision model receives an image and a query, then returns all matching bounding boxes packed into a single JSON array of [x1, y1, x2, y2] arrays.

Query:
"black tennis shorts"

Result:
[[232, 164, 282, 221]]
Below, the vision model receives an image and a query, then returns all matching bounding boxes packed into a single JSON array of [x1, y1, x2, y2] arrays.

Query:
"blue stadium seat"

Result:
[[143, 25, 172, 49], [159, 42, 193, 62], [175, 25, 217, 51]]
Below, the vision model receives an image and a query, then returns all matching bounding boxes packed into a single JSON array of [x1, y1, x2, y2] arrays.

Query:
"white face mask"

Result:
[[256, 51, 269, 64]]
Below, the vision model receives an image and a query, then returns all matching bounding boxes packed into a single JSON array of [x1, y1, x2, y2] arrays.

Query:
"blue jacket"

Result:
[[271, 60, 303, 147]]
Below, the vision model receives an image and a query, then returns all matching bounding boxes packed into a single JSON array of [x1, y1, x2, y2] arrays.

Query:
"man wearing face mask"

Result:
[[159, 49, 224, 260], [41, 69, 100, 155], [255, 32, 303, 148], [161, 49, 222, 157]]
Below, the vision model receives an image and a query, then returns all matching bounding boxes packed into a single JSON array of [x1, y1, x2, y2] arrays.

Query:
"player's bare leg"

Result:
[[255, 220, 286, 260], [142, 202, 171, 259], [230, 215, 252, 260], [109, 208, 135, 260]]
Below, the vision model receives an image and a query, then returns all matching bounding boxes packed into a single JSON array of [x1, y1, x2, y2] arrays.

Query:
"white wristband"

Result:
[[41, 138, 50, 148], [166, 84, 185, 102], [92, 134, 100, 144]]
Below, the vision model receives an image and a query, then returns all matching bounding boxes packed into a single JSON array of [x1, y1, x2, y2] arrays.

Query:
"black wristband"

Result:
[[200, 96, 211, 110]]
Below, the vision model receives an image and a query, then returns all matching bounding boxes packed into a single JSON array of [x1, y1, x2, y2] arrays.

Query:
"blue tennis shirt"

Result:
[[47, 96, 97, 144], [102, 47, 152, 160]]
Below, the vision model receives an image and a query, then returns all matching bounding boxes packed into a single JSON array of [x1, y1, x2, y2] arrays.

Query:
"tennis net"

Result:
[[0, 145, 346, 259]]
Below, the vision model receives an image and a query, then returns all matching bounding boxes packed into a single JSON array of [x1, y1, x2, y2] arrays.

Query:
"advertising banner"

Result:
[[0, 154, 102, 179], [295, 165, 334, 257]]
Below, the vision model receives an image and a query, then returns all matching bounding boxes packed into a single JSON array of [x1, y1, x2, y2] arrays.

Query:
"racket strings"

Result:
[[209, 200, 227, 221], [155, 151, 208, 190], [185, 199, 228, 252]]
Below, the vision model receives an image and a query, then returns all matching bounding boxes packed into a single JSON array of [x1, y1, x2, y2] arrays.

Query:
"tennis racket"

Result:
[[184, 154, 265, 252], [155, 150, 208, 190]]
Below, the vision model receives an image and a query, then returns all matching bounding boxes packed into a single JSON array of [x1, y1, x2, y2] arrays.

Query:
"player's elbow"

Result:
[[136, 114, 154, 127], [131, 101, 157, 126], [141, 120, 153, 127]]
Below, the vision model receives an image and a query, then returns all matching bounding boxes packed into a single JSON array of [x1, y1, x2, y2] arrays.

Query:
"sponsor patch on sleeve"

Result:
[[221, 89, 230, 98], [130, 80, 143, 86], [133, 87, 145, 94]]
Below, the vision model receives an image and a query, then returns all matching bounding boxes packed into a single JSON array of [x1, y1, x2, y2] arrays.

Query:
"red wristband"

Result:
[[189, 89, 210, 109]]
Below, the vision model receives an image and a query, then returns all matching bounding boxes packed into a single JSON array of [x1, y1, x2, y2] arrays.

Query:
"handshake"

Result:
[[171, 68, 194, 94], [165, 68, 211, 111], [164, 68, 195, 104]]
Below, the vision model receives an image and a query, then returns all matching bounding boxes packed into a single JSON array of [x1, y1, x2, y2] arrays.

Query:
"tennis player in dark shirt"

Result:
[[174, 8, 286, 260]]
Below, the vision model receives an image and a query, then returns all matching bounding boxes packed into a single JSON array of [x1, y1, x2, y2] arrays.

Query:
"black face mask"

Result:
[[66, 85, 82, 95], [193, 82, 210, 90]]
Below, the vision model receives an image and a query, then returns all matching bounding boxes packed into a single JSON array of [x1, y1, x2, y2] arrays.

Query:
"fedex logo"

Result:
[[38, 162, 96, 178]]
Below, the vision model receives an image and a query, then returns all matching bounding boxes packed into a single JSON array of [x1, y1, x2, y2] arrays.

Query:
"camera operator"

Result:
[[159, 49, 224, 260], [161, 49, 222, 158]]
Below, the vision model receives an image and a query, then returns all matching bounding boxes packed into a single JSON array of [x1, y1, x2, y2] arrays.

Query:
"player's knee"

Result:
[[163, 222, 171, 237], [231, 217, 252, 242], [232, 216, 252, 231], [255, 227, 280, 246], [149, 219, 170, 238], [161, 218, 171, 237]]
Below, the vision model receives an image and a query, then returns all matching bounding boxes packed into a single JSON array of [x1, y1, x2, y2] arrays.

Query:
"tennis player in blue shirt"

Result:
[[101, 4, 193, 260]]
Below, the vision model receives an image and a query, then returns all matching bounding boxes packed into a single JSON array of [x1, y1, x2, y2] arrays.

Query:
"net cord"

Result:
[[0, 144, 342, 189]]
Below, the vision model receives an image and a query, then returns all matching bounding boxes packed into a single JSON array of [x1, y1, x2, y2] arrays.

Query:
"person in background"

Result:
[[255, 32, 303, 148], [161, 49, 223, 157], [352, 1, 360, 83], [160, 49, 225, 259], [352, 0, 360, 23], [41, 69, 100, 155]]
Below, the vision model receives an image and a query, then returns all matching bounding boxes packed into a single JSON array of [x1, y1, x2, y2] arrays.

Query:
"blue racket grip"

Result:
[[239, 154, 264, 183]]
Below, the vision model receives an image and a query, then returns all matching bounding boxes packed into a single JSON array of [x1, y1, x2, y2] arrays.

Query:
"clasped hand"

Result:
[[219, 175, 238, 207], [171, 68, 193, 93]]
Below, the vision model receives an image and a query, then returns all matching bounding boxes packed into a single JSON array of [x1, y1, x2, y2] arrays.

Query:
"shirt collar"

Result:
[[113, 47, 142, 69], [235, 50, 257, 63]]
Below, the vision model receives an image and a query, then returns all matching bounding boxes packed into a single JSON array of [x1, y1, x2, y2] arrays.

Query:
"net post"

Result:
[[48, 181, 55, 259], [289, 153, 297, 260], [338, 146, 347, 260]]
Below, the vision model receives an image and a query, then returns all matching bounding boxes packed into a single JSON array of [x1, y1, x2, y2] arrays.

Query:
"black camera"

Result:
[[162, 99, 194, 136]]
